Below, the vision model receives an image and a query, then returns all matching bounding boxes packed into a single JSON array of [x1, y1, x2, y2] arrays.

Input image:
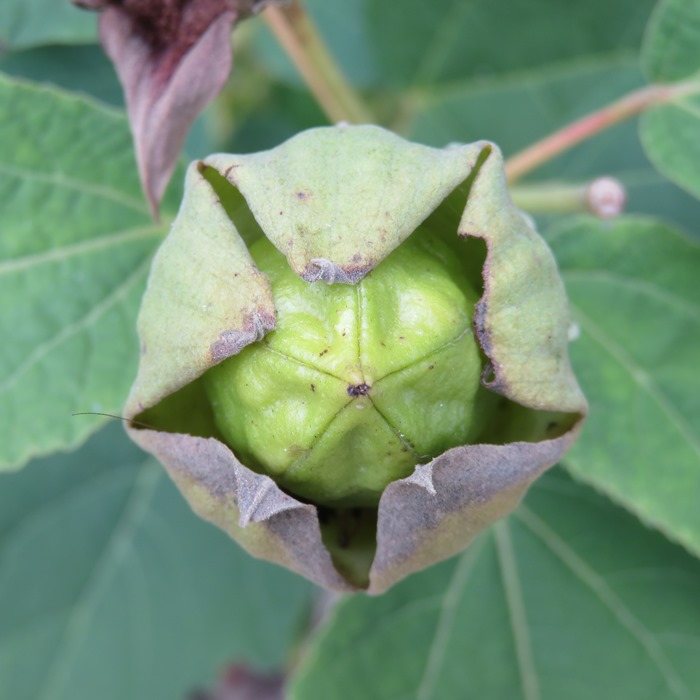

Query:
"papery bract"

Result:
[[125, 125, 587, 592]]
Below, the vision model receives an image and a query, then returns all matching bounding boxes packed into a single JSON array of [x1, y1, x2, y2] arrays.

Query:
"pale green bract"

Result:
[[125, 125, 586, 592]]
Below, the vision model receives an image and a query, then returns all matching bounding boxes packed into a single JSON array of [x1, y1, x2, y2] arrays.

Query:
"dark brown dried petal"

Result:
[[79, 0, 285, 216], [99, 2, 233, 217]]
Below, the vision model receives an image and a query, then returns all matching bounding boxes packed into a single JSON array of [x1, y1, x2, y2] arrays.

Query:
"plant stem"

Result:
[[504, 82, 694, 183], [510, 182, 590, 213], [262, 1, 373, 124], [510, 176, 626, 218]]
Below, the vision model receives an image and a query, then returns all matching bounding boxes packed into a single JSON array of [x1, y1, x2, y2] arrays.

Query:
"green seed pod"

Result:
[[125, 125, 586, 593], [203, 230, 486, 507]]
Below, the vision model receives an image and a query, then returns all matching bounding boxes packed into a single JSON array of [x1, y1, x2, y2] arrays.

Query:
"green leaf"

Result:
[[367, 0, 700, 236], [545, 216, 700, 555], [0, 423, 312, 700], [365, 0, 655, 88], [640, 94, 700, 201], [408, 58, 700, 237], [0, 0, 97, 51], [0, 45, 123, 107], [0, 74, 179, 470], [290, 469, 700, 700], [249, 0, 379, 90], [639, 0, 700, 201], [642, 0, 700, 83], [409, 59, 642, 156], [242, 0, 700, 236], [251, 0, 656, 91]]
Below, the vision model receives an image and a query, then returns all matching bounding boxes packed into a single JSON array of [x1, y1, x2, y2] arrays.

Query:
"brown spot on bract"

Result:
[[319, 348, 329, 357], [295, 190, 312, 201], [210, 309, 275, 363], [347, 383, 371, 397], [310, 383, 316, 392], [301, 260, 372, 285]]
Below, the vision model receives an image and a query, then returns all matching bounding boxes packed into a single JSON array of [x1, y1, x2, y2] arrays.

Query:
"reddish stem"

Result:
[[504, 83, 683, 183]]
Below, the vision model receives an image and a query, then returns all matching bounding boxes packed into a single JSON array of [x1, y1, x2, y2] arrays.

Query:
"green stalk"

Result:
[[262, 1, 373, 124], [511, 177, 626, 218]]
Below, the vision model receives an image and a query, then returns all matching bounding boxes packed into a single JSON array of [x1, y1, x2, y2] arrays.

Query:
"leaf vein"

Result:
[[0, 224, 161, 276], [563, 270, 700, 322], [495, 521, 541, 700], [569, 302, 700, 461], [0, 258, 149, 396], [0, 162, 149, 214], [673, 97, 700, 119], [416, 538, 485, 700], [36, 466, 161, 700], [412, 0, 475, 87], [517, 506, 694, 700]]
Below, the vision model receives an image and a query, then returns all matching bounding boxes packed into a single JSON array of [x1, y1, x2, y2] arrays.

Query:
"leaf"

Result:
[[250, 0, 656, 91], [545, 216, 700, 555], [639, 0, 700, 201], [641, 0, 700, 83], [236, 0, 700, 237], [410, 59, 643, 159], [249, 0, 379, 90], [639, 94, 700, 202], [290, 469, 700, 700], [354, 0, 700, 236], [0, 44, 123, 107], [0, 423, 312, 700], [409, 57, 700, 238], [0, 0, 98, 51], [224, 82, 327, 154], [364, 0, 656, 88], [0, 74, 179, 471]]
